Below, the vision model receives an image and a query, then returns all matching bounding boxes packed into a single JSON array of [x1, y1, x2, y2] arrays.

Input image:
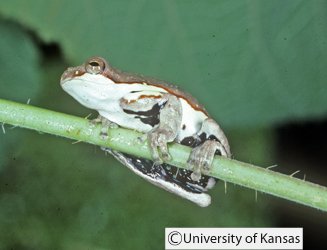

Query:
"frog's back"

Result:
[[105, 66, 209, 117]]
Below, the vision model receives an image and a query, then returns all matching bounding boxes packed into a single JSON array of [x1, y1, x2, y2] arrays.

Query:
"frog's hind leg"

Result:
[[119, 92, 183, 165], [187, 118, 231, 181], [104, 148, 213, 207]]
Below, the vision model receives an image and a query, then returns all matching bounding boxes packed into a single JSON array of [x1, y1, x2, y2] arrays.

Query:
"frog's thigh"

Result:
[[120, 96, 159, 113]]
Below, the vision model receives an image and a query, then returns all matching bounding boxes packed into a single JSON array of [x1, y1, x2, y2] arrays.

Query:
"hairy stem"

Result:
[[1, 98, 327, 211]]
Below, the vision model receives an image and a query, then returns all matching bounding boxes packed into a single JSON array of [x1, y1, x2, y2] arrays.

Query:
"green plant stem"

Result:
[[1, 98, 327, 211]]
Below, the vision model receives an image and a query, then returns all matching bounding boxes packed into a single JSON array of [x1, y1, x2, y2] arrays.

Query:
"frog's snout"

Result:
[[60, 66, 85, 85]]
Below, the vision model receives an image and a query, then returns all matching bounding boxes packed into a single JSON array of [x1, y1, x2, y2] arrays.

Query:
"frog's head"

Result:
[[60, 56, 117, 109]]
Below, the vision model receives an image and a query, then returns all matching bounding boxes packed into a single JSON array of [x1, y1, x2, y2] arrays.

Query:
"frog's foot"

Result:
[[90, 115, 118, 140], [188, 140, 228, 182], [147, 128, 174, 165]]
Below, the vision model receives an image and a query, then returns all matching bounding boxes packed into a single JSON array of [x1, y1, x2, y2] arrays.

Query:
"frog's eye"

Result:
[[85, 58, 105, 74]]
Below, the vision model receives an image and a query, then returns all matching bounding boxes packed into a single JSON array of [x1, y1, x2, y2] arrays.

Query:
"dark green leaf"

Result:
[[0, 20, 41, 102], [1, 0, 326, 128], [0, 19, 41, 169]]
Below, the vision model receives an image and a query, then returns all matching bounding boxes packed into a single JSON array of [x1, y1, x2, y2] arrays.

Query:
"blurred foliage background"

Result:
[[0, 0, 326, 249]]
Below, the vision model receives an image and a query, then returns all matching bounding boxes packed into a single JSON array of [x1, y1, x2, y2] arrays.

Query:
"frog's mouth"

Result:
[[61, 76, 118, 113], [60, 65, 86, 84]]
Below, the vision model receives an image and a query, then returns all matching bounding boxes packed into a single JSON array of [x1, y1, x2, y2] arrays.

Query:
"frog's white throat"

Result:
[[61, 74, 118, 110]]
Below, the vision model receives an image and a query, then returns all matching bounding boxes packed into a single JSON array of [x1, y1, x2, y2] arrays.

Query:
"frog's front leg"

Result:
[[91, 115, 118, 140], [188, 118, 231, 181]]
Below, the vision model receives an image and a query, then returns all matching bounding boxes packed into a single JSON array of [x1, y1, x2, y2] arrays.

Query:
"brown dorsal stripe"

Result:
[[103, 67, 209, 116]]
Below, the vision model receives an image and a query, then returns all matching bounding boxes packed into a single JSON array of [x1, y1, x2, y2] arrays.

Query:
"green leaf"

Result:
[[0, 19, 41, 169], [0, 20, 41, 102], [0, 0, 326, 128]]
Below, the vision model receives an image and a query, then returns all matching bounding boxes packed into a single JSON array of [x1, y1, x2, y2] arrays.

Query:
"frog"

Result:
[[60, 56, 231, 207]]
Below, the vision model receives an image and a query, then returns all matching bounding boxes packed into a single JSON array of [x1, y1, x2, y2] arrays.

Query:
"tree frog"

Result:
[[60, 56, 231, 207]]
